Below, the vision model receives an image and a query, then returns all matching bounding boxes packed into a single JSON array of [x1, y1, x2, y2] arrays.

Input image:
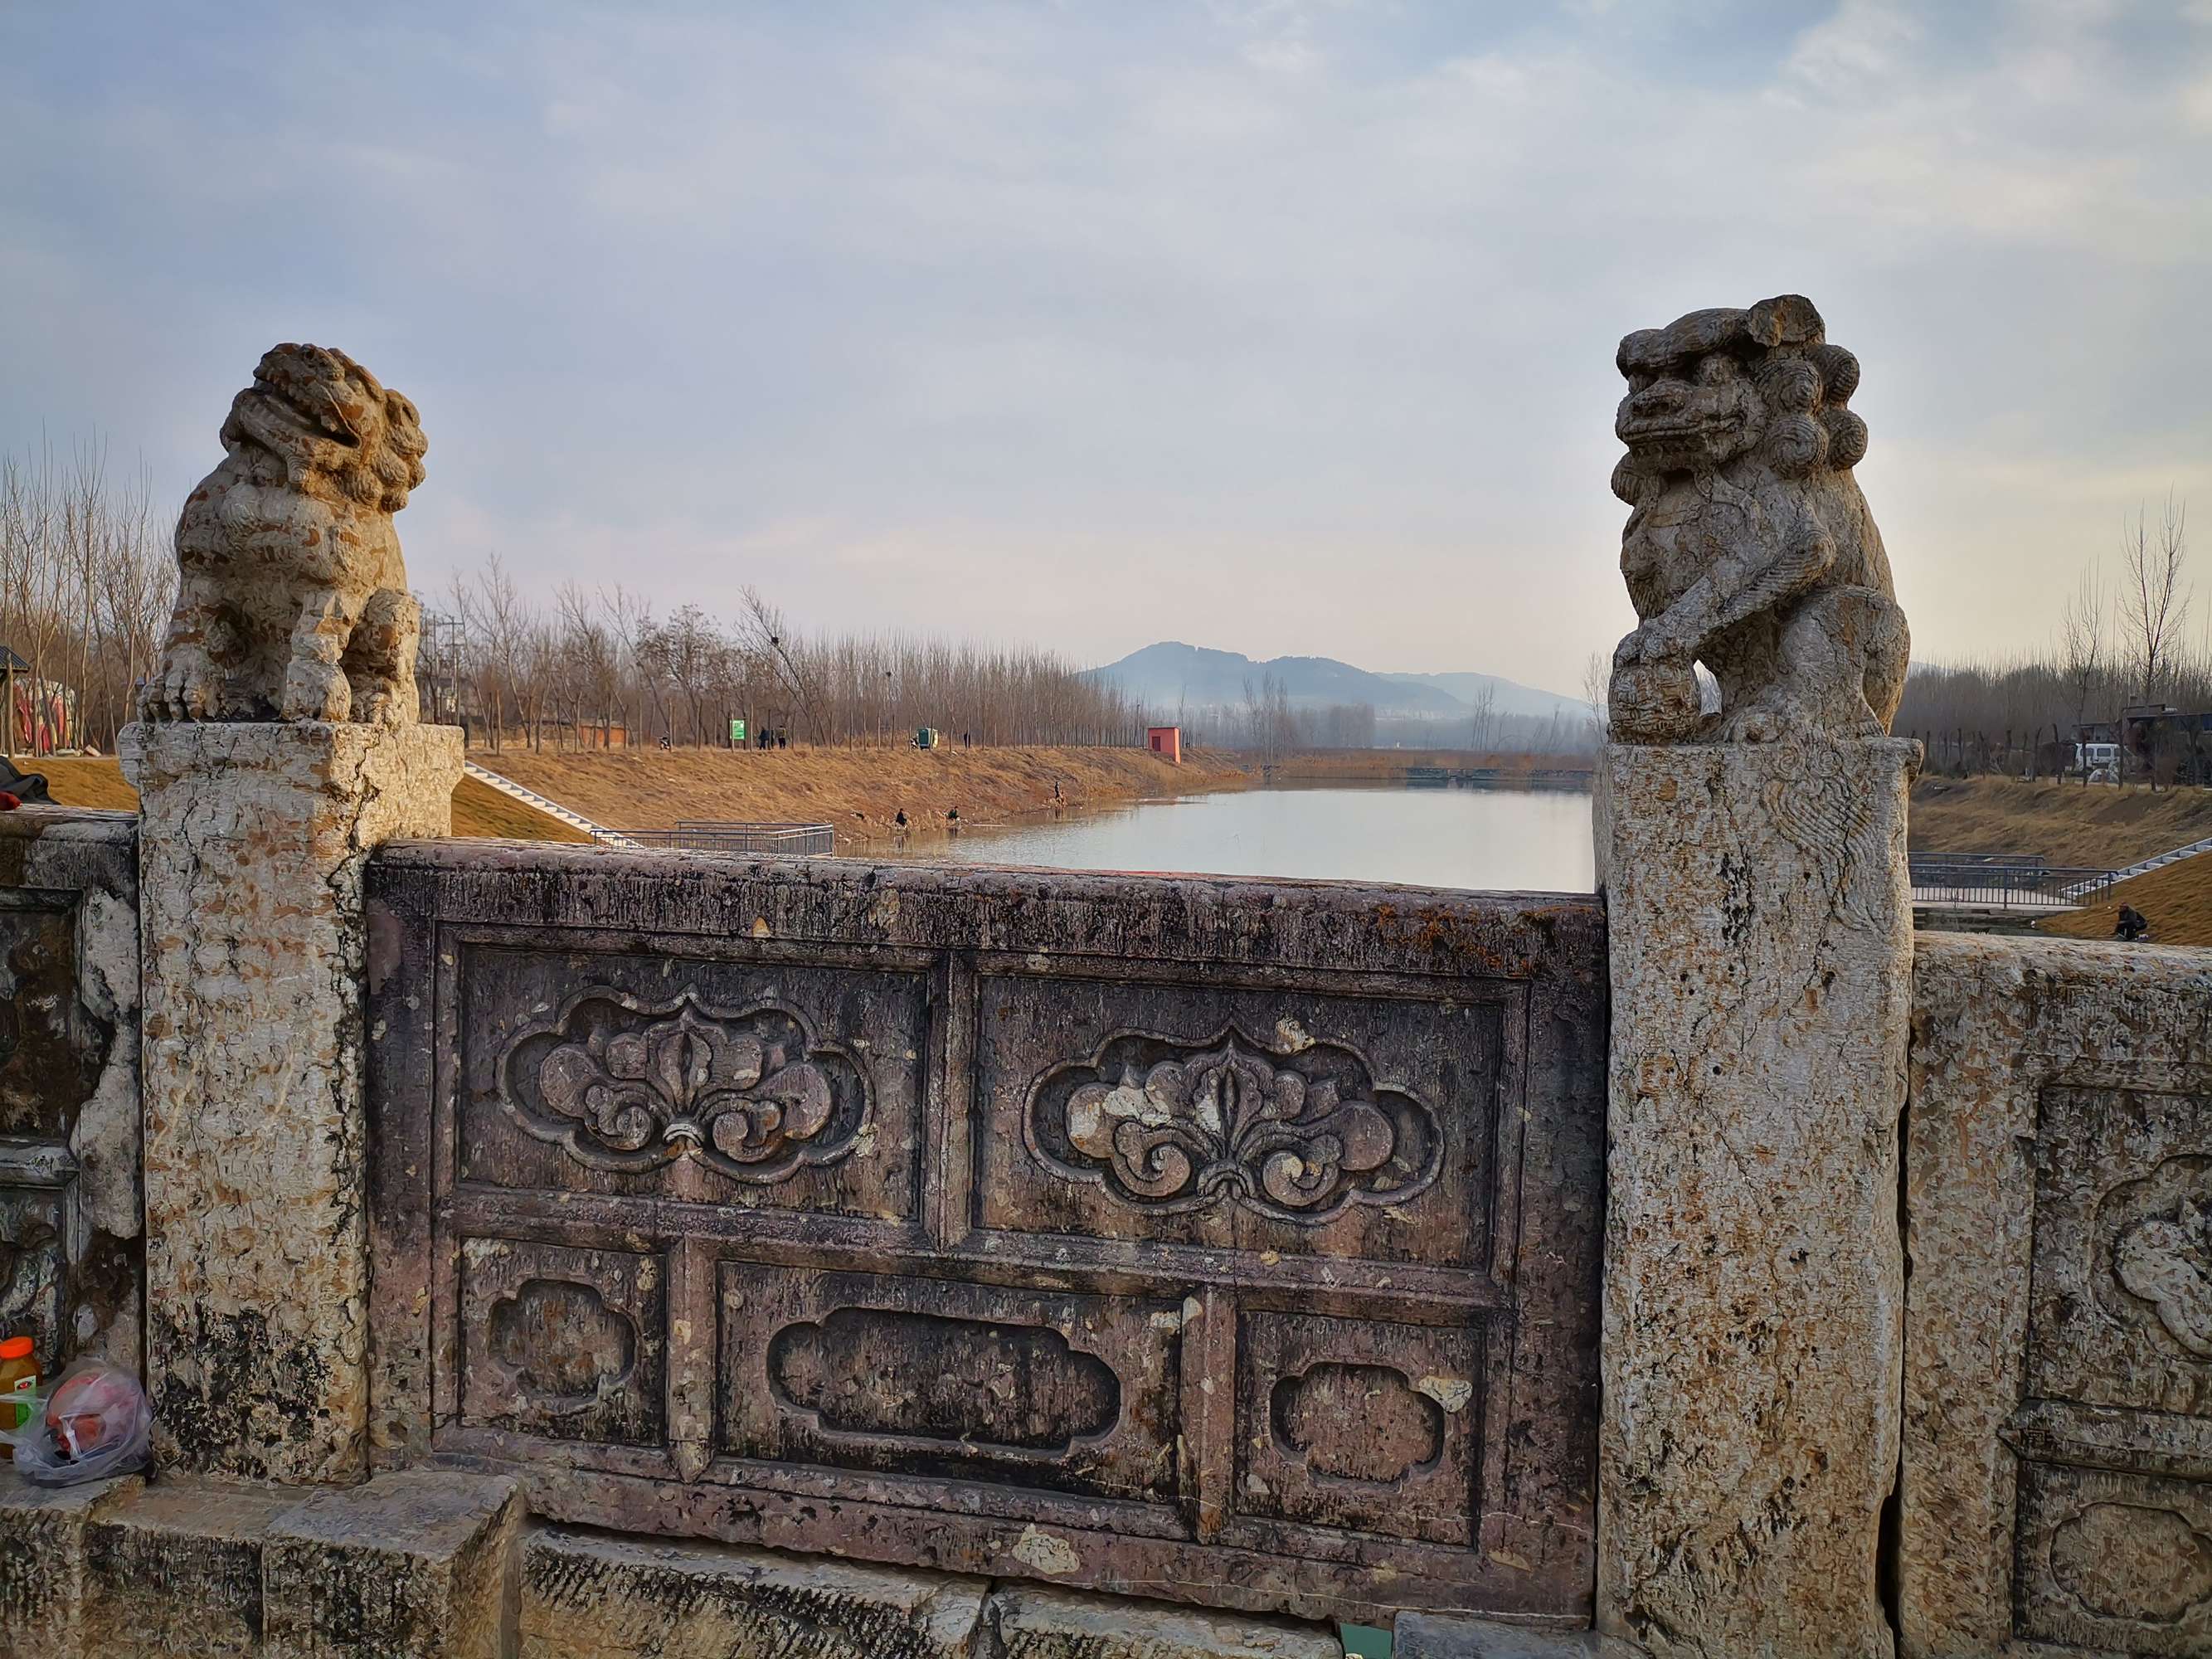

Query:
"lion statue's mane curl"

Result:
[[143, 343, 427, 725], [1607, 294, 1908, 744]]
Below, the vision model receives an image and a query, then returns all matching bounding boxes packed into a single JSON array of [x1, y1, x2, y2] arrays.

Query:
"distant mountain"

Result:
[[1379, 671, 1590, 724], [1090, 642, 1588, 723]]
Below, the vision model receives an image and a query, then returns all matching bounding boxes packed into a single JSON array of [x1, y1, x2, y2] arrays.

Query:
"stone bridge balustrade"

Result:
[[7, 314, 2205, 1659]]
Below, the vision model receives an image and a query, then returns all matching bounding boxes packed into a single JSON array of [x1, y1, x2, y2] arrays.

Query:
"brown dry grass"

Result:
[[21, 757, 139, 811], [475, 742, 1248, 848], [2036, 851, 2212, 947], [22, 755, 594, 844], [1908, 776, 2212, 869]]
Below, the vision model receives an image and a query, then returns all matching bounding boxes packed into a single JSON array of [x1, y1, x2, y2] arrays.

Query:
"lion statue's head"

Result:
[[219, 343, 427, 513], [1608, 294, 1867, 504]]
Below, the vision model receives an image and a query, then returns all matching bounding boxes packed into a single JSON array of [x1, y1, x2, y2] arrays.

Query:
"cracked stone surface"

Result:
[[1594, 738, 1915, 1659], [119, 718, 461, 1481], [1903, 933, 2212, 1659]]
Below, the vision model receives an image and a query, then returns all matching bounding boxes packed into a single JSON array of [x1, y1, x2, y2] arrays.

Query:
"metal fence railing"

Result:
[[607, 820, 836, 855], [1908, 854, 2115, 909]]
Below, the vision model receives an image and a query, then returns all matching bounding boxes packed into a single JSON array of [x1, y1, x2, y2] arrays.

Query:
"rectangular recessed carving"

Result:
[[0, 892, 97, 1140], [0, 824, 140, 1379], [1235, 1310, 1480, 1547], [2029, 1085, 2212, 1418], [2015, 1458, 2212, 1655], [367, 849, 1605, 1624], [459, 1238, 667, 1447], [455, 945, 928, 1223], [0, 1141, 78, 1365], [975, 974, 1500, 1266], [717, 1264, 1183, 1504]]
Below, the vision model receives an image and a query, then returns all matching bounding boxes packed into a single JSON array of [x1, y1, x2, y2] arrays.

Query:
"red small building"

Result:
[[1146, 726, 1182, 765]]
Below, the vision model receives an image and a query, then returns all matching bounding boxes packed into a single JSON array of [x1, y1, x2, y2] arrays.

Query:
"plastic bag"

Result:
[[0, 1360, 152, 1485]]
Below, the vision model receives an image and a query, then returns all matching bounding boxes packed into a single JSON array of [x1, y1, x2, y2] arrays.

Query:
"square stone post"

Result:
[[120, 721, 462, 1482], [1596, 737, 1917, 1659]]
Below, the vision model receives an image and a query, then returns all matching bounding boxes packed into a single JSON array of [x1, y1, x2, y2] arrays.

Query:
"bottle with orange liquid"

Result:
[[0, 1337, 38, 1459]]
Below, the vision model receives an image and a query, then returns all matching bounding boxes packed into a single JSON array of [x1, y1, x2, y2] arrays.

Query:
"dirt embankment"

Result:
[[21, 744, 1242, 848], [23, 755, 595, 844], [469, 742, 1248, 847], [2036, 854, 2212, 947], [1907, 774, 2212, 946], [1908, 776, 2212, 869]]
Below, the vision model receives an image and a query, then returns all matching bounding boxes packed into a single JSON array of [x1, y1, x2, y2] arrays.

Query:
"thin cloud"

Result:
[[0, 0, 2206, 691]]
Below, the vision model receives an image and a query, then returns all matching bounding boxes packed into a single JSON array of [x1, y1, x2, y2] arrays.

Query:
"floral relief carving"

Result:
[[2100, 1156, 2212, 1360], [1024, 1025, 1441, 1223], [498, 988, 868, 1180]]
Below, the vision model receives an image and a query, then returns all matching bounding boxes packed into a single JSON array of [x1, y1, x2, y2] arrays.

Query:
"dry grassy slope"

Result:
[[22, 755, 594, 844], [476, 742, 1247, 846], [2035, 851, 2212, 947], [1908, 776, 2212, 869]]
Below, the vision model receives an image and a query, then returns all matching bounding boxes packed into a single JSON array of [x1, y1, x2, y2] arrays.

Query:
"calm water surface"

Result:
[[886, 786, 1595, 892]]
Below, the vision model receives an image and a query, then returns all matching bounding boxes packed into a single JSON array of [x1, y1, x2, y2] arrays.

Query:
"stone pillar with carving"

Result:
[[1592, 297, 1917, 1658], [119, 344, 462, 1483]]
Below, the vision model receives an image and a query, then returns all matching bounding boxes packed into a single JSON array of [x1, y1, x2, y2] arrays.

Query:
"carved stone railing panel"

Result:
[[0, 810, 141, 1376], [720, 1267, 1180, 1504], [456, 944, 926, 1219], [366, 843, 1604, 1627], [1903, 935, 2212, 1659], [978, 975, 1486, 1262]]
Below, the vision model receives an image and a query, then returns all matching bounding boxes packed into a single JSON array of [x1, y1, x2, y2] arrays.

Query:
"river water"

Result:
[[884, 785, 1596, 892]]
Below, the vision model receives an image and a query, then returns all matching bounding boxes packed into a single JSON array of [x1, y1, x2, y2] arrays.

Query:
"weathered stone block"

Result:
[[987, 1584, 1340, 1659], [82, 1477, 295, 1656], [519, 1528, 988, 1657], [122, 718, 461, 1481], [1596, 738, 1915, 1659], [263, 1469, 518, 1658], [0, 808, 143, 1376], [0, 1468, 143, 1654], [1903, 933, 2212, 1659]]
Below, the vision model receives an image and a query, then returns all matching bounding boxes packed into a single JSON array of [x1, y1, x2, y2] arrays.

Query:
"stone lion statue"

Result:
[[1607, 294, 1908, 744], [143, 343, 426, 724]]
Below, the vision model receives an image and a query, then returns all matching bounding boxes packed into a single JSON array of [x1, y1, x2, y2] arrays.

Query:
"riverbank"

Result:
[[1908, 775, 2212, 868], [474, 742, 1247, 848], [1256, 747, 1596, 786], [23, 755, 596, 843]]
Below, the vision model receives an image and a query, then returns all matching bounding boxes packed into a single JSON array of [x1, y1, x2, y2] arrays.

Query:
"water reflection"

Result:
[[875, 786, 1595, 892]]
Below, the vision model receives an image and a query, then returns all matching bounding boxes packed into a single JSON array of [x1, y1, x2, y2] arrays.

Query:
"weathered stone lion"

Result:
[[143, 343, 426, 724], [1607, 294, 1908, 744]]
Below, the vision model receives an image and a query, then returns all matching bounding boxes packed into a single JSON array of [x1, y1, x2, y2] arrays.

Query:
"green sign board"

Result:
[[730, 719, 746, 743]]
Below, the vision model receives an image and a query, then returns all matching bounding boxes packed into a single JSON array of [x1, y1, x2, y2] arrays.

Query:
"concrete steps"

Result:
[[463, 759, 637, 847], [2060, 832, 2212, 898]]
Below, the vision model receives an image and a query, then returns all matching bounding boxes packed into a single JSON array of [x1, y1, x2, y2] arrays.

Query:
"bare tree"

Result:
[[1466, 682, 1497, 754], [2059, 563, 2107, 780], [2118, 493, 2190, 706], [1580, 651, 1611, 743]]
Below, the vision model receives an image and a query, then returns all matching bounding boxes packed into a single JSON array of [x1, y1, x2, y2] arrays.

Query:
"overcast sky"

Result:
[[6, 1, 2210, 696]]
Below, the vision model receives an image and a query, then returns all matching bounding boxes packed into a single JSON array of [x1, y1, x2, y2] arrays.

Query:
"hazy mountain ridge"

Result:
[[1091, 642, 1589, 722]]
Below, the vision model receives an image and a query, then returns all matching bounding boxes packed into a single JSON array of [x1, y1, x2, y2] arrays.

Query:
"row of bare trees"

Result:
[[0, 443, 174, 758], [1898, 494, 2201, 779], [1158, 673, 1593, 758], [436, 555, 1153, 753]]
